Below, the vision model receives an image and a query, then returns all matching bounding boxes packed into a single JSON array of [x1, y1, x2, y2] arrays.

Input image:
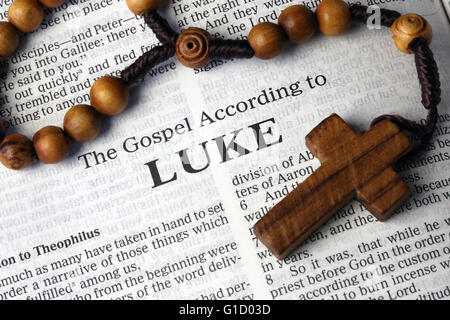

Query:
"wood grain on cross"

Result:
[[253, 114, 412, 260]]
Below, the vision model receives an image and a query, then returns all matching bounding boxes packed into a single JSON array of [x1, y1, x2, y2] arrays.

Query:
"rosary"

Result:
[[0, 0, 441, 259]]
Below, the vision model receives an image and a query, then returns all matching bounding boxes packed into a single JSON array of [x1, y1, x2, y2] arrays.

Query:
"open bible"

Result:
[[0, 0, 449, 300]]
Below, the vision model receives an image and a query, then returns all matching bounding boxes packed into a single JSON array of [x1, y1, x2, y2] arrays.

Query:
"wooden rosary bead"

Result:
[[0, 134, 36, 170], [278, 5, 317, 43], [8, 0, 45, 33], [248, 22, 286, 60], [316, 0, 351, 36], [391, 14, 432, 54], [126, 0, 161, 16], [38, 0, 65, 8], [0, 22, 20, 57], [90, 76, 130, 116], [64, 105, 102, 142], [33, 126, 71, 164], [176, 27, 210, 68]]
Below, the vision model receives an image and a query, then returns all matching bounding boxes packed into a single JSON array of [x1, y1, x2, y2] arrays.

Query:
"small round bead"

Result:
[[8, 0, 45, 33], [391, 14, 432, 54], [38, 0, 65, 8], [248, 22, 286, 60], [64, 105, 102, 142], [278, 5, 317, 43], [0, 22, 20, 57], [126, 0, 161, 15], [316, 0, 351, 36], [176, 27, 210, 68], [90, 76, 130, 116], [33, 126, 71, 164], [0, 134, 36, 170]]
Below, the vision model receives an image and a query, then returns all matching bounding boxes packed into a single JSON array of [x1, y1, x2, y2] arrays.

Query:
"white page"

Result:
[[0, 0, 449, 300]]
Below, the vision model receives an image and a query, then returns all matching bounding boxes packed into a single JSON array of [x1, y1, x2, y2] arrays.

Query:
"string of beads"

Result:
[[0, 0, 441, 171]]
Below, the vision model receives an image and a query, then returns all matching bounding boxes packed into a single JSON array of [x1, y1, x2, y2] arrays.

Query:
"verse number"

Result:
[[252, 236, 259, 248], [240, 200, 247, 210], [265, 274, 273, 286]]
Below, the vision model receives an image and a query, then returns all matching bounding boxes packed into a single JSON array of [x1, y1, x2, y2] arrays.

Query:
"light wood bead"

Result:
[[278, 5, 317, 43], [33, 126, 71, 164], [38, 0, 65, 8], [316, 0, 351, 36], [8, 0, 45, 33], [64, 105, 102, 142], [90, 76, 130, 116], [176, 27, 210, 68], [0, 134, 36, 170], [248, 22, 286, 60], [391, 14, 432, 54], [0, 22, 20, 57], [126, 0, 161, 15]]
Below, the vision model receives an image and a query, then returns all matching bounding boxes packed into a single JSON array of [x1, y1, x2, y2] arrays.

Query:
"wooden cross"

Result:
[[253, 114, 412, 260]]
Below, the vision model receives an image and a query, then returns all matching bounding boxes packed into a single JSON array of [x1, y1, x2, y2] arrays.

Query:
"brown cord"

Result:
[[370, 37, 441, 151], [349, 4, 401, 27], [410, 37, 441, 111], [120, 43, 175, 85], [144, 10, 178, 47], [143, 9, 255, 60], [124, 5, 441, 155], [122, 10, 254, 84], [209, 39, 255, 59], [350, 4, 441, 152]]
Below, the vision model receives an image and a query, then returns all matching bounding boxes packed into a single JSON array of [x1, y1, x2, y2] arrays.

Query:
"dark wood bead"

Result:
[[0, 134, 36, 170], [33, 126, 71, 164], [90, 76, 130, 116], [248, 22, 286, 60], [316, 0, 351, 36], [8, 0, 45, 33], [176, 27, 210, 68], [0, 22, 20, 57], [278, 5, 317, 43], [64, 105, 102, 142]]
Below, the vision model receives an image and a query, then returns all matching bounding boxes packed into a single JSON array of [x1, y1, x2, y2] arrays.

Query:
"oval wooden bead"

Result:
[[0, 22, 20, 57], [316, 0, 351, 36], [90, 76, 130, 116], [33, 126, 71, 164], [64, 105, 102, 142], [38, 0, 64, 7], [8, 0, 45, 33], [126, 0, 161, 15], [0, 134, 36, 170], [391, 14, 432, 54], [248, 22, 286, 60], [176, 27, 210, 68], [278, 5, 317, 43]]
